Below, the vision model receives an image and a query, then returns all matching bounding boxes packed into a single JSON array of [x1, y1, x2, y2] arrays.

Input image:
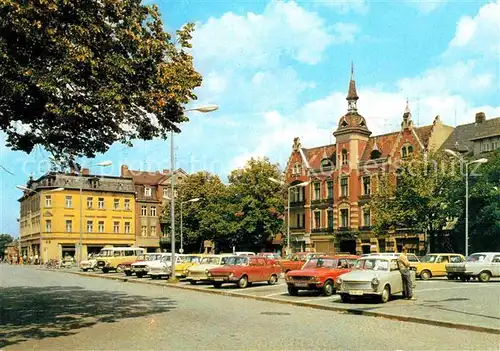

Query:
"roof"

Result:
[[414, 125, 433, 148], [360, 132, 399, 162], [302, 144, 337, 169], [440, 117, 500, 153]]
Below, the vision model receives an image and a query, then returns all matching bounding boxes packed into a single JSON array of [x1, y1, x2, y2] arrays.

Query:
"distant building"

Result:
[[440, 112, 500, 156], [283, 65, 454, 255], [18, 170, 136, 262]]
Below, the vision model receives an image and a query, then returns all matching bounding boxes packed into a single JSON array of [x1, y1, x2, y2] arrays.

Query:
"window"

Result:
[[124, 199, 130, 210], [113, 198, 119, 209], [98, 221, 105, 233], [45, 195, 52, 207], [321, 159, 332, 171], [313, 183, 321, 200], [370, 150, 382, 159], [363, 209, 371, 227], [327, 181, 333, 199], [141, 226, 147, 237], [98, 198, 104, 209], [341, 149, 348, 165], [363, 177, 371, 195], [327, 210, 334, 229], [340, 209, 349, 227], [87, 220, 93, 233], [87, 197, 93, 208], [65, 196, 72, 208], [314, 211, 321, 229], [296, 213, 305, 228], [151, 226, 157, 236], [141, 206, 147, 216], [124, 222, 131, 234], [65, 220, 72, 232], [144, 187, 152, 196], [150, 206, 157, 216], [292, 163, 302, 175], [113, 221, 120, 233], [402, 145, 414, 158], [340, 177, 348, 197], [45, 220, 52, 232]]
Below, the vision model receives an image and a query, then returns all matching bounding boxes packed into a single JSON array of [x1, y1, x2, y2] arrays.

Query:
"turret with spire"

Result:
[[401, 98, 413, 130], [347, 62, 359, 112]]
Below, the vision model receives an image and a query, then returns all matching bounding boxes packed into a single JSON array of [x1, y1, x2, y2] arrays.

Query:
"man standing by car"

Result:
[[398, 247, 416, 300]]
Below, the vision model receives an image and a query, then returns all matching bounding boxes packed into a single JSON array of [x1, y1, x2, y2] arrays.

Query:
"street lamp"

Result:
[[168, 104, 218, 282], [445, 149, 488, 257], [180, 198, 201, 254], [268, 177, 309, 256]]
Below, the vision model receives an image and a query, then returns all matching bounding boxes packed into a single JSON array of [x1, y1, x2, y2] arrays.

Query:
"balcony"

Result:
[[312, 227, 335, 234], [337, 226, 351, 232], [311, 198, 334, 206], [359, 226, 372, 231], [289, 200, 306, 208]]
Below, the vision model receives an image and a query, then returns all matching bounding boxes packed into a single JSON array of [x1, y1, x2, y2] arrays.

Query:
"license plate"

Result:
[[214, 277, 224, 281], [294, 282, 308, 287], [349, 290, 363, 296]]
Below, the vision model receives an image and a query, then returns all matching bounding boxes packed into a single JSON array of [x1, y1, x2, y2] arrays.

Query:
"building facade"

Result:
[[18, 170, 136, 262], [284, 67, 454, 255]]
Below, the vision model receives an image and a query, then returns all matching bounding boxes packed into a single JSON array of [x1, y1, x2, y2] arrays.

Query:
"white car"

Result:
[[80, 254, 100, 272], [186, 254, 237, 284], [147, 254, 183, 280], [446, 252, 500, 282], [131, 253, 167, 278]]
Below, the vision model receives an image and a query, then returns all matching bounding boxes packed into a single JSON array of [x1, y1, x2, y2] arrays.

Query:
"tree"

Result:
[[0, 0, 201, 162], [0, 233, 15, 256], [370, 153, 461, 253], [228, 157, 286, 251]]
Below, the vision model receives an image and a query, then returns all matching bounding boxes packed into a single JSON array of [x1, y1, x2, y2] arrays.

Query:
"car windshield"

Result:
[[420, 255, 438, 263], [224, 257, 249, 266], [151, 254, 164, 260], [136, 254, 146, 260], [303, 258, 337, 269], [467, 254, 487, 262], [357, 259, 389, 271], [201, 257, 220, 265], [450, 256, 463, 263], [161, 256, 172, 263], [100, 250, 113, 257], [185, 256, 202, 263]]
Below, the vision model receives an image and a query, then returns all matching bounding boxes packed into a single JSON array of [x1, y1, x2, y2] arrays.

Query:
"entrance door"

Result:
[[362, 244, 371, 254], [339, 239, 356, 254]]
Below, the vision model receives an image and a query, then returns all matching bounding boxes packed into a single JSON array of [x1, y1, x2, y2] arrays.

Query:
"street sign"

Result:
[[179, 248, 184, 254]]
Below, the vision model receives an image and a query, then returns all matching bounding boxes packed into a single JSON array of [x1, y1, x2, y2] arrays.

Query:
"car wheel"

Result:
[[189, 280, 197, 285], [82, 268, 88, 272], [446, 275, 455, 280], [136, 272, 144, 278], [124, 271, 132, 276], [340, 294, 350, 303], [287, 285, 299, 296], [420, 270, 431, 280], [267, 274, 278, 285], [478, 271, 491, 282], [237, 275, 248, 288], [102, 268, 109, 274], [116, 266, 123, 273], [213, 282, 222, 288], [380, 285, 390, 303], [322, 280, 335, 296]]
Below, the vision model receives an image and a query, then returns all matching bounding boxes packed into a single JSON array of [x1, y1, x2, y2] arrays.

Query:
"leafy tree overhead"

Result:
[[0, 233, 15, 256], [0, 0, 201, 161]]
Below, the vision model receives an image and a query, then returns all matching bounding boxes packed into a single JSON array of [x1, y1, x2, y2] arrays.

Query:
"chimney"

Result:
[[163, 169, 170, 175], [475, 112, 486, 124], [121, 165, 129, 177], [81, 168, 89, 175]]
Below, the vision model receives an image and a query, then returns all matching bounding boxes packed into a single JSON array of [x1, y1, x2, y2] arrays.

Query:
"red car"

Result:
[[279, 252, 326, 273], [117, 253, 150, 276], [285, 255, 359, 296], [257, 252, 281, 264], [208, 256, 281, 288]]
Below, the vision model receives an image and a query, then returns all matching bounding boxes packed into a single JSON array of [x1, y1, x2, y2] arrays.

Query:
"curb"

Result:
[[44, 269, 500, 335]]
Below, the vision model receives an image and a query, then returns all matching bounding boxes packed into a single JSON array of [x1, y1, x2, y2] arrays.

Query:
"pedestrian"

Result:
[[397, 247, 416, 300]]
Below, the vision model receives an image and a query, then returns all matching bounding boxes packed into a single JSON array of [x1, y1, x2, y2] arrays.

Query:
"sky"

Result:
[[1, 0, 499, 236]]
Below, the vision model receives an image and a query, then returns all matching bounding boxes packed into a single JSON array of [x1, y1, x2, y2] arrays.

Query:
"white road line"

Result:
[[417, 285, 499, 292], [265, 292, 287, 297], [298, 296, 339, 303]]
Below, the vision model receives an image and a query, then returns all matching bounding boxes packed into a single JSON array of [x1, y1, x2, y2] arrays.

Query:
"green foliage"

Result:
[[0, 233, 15, 255], [0, 0, 202, 161]]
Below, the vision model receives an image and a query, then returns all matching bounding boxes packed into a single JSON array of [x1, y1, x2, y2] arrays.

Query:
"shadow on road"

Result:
[[0, 286, 176, 348]]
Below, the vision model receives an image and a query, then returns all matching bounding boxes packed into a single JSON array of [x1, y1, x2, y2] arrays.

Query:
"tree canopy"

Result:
[[0, 0, 201, 161], [0, 233, 15, 256]]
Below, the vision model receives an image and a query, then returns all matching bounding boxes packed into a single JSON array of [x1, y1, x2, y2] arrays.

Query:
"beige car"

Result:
[[186, 254, 237, 284], [336, 256, 416, 303]]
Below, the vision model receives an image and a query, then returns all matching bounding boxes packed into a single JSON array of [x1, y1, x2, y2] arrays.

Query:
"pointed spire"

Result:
[[404, 97, 410, 114], [346, 62, 358, 112], [322, 146, 328, 160], [401, 98, 413, 130]]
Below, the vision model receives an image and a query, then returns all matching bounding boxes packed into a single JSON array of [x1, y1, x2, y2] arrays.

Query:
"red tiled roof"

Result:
[[124, 170, 168, 185], [360, 132, 400, 162], [414, 125, 433, 148], [303, 144, 337, 169]]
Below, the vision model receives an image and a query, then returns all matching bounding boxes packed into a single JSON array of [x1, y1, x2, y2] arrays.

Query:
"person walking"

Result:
[[398, 247, 416, 300]]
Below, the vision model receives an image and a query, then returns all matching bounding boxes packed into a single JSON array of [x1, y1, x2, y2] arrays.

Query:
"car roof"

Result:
[[360, 255, 393, 260]]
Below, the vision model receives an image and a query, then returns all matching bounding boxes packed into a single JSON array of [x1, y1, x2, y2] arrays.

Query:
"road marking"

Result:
[[298, 296, 339, 303], [265, 292, 287, 297]]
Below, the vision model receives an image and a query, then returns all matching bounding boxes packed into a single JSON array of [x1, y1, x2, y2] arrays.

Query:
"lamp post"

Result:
[[179, 198, 200, 254], [268, 177, 309, 256], [444, 149, 488, 257], [168, 104, 218, 282]]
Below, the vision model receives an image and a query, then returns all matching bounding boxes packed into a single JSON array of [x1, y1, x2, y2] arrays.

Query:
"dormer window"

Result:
[[370, 150, 382, 159], [401, 144, 414, 158], [144, 186, 152, 196], [341, 149, 348, 165], [292, 163, 302, 176], [321, 159, 333, 171]]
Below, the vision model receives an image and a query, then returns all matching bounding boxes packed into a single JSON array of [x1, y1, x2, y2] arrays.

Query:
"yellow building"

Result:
[[19, 170, 136, 263]]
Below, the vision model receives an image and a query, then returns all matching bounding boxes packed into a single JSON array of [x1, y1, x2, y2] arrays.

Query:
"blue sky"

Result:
[[1, 0, 499, 236]]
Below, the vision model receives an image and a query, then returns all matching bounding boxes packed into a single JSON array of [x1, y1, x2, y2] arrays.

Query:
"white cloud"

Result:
[[312, 0, 369, 14], [407, 0, 447, 14], [192, 0, 358, 69]]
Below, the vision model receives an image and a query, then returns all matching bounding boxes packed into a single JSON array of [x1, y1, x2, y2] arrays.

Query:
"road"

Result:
[[1, 265, 499, 350]]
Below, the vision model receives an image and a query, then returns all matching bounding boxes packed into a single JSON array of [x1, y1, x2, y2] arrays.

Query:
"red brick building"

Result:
[[284, 66, 454, 255]]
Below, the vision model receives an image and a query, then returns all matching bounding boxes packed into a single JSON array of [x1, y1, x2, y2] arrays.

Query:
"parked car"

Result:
[[336, 256, 416, 303], [446, 252, 500, 282], [174, 254, 206, 278], [279, 252, 326, 273], [118, 253, 152, 276], [411, 253, 465, 280], [208, 256, 281, 288], [370, 253, 420, 263], [285, 255, 358, 296], [131, 253, 167, 278], [147, 254, 182, 280], [235, 252, 256, 256], [186, 254, 237, 284], [80, 253, 101, 272], [257, 252, 281, 264], [96, 247, 146, 273]]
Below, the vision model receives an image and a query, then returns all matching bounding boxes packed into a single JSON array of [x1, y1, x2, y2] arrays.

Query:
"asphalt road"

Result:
[[1, 264, 499, 351]]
